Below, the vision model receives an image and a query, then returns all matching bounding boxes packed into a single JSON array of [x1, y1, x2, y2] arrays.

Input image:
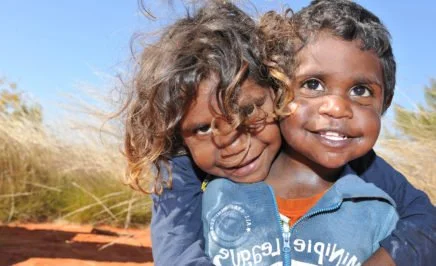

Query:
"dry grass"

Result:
[[378, 138, 436, 204], [0, 114, 151, 227], [378, 101, 436, 204]]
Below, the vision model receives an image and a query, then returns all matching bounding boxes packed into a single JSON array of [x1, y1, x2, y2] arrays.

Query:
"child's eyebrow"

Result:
[[294, 71, 325, 81], [353, 76, 383, 88]]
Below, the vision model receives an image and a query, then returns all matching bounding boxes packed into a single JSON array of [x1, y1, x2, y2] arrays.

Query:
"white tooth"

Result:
[[324, 135, 341, 141], [322, 135, 348, 141], [325, 131, 339, 137]]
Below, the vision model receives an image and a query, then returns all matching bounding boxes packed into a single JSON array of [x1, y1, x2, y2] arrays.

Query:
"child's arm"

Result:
[[352, 150, 436, 266], [362, 248, 395, 266], [150, 155, 213, 266]]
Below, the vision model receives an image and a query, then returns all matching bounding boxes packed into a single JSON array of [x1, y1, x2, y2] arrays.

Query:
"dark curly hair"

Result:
[[261, 0, 396, 113], [123, 0, 278, 194]]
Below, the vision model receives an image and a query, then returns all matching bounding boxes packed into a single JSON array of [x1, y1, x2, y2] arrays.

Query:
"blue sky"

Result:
[[1, 1, 435, 122]]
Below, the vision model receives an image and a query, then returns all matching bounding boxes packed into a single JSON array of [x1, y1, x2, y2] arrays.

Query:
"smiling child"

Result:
[[121, 1, 435, 265]]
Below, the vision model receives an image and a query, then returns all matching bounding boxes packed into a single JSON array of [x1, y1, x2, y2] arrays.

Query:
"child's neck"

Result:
[[266, 147, 344, 199]]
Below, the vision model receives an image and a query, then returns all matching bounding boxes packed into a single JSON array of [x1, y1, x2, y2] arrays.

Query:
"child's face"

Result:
[[181, 76, 281, 183], [281, 33, 384, 169]]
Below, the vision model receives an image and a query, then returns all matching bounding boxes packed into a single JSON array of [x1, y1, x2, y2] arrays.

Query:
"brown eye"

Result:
[[350, 85, 372, 97], [241, 104, 263, 122], [302, 79, 324, 91], [242, 104, 255, 118], [194, 124, 212, 135]]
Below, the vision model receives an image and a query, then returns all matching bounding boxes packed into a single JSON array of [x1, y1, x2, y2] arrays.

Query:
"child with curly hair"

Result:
[[123, 1, 435, 265]]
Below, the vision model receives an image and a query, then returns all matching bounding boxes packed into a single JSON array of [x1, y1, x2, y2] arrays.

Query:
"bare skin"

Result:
[[363, 248, 396, 266]]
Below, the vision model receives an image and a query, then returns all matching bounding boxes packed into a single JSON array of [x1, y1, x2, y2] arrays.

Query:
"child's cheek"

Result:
[[279, 99, 312, 138], [288, 98, 314, 123], [184, 138, 212, 169], [352, 107, 382, 140]]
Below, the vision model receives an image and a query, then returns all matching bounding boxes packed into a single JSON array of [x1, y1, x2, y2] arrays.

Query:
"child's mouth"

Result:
[[311, 129, 356, 148], [319, 131, 348, 141], [223, 152, 263, 178]]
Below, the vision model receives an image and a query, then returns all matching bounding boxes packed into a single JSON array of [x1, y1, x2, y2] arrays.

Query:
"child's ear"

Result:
[[384, 95, 393, 112]]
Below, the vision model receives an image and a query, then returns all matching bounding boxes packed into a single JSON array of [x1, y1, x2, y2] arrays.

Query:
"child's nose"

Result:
[[318, 94, 353, 119]]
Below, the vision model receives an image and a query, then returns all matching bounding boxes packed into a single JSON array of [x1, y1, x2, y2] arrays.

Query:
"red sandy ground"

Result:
[[0, 223, 154, 266]]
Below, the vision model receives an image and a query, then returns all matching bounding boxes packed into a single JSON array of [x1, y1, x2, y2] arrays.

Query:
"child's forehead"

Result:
[[293, 33, 384, 86], [197, 75, 270, 99], [297, 32, 379, 64], [183, 77, 272, 122]]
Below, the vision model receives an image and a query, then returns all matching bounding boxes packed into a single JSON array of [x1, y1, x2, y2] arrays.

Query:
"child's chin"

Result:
[[318, 158, 350, 170]]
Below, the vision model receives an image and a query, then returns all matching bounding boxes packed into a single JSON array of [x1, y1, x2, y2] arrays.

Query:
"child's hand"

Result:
[[363, 248, 396, 266]]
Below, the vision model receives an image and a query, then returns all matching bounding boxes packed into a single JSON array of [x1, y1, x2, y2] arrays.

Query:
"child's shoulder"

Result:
[[167, 155, 206, 187], [349, 149, 401, 178], [335, 165, 396, 207]]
